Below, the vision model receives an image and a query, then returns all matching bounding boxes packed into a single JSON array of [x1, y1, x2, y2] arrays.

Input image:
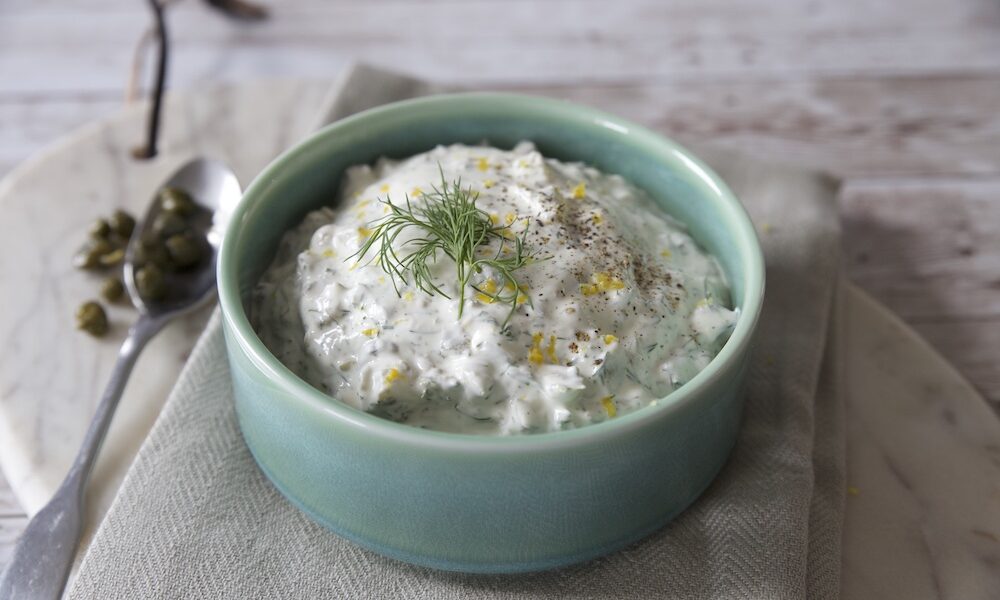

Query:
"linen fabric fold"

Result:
[[69, 65, 844, 600]]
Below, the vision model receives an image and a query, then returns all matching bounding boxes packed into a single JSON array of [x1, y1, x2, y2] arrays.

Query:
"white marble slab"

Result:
[[0, 80, 330, 549], [840, 287, 1000, 598], [0, 80, 997, 597]]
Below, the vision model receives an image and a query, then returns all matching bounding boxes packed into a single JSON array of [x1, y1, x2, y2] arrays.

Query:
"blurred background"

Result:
[[2, 0, 1000, 564]]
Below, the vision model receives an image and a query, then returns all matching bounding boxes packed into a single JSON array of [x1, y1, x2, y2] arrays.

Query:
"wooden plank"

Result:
[[842, 178, 1000, 321], [842, 178, 1000, 410], [1, 0, 999, 94], [0, 74, 998, 181], [521, 75, 1000, 177]]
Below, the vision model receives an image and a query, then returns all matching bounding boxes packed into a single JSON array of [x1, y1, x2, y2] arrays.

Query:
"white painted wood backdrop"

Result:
[[2, 0, 999, 569]]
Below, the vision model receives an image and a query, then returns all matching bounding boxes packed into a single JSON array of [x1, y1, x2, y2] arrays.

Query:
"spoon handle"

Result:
[[0, 315, 165, 600]]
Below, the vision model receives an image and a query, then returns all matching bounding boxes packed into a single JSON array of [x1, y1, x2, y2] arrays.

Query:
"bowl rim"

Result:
[[218, 91, 765, 452]]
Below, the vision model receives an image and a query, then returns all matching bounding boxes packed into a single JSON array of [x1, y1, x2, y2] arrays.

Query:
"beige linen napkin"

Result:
[[68, 65, 844, 599]]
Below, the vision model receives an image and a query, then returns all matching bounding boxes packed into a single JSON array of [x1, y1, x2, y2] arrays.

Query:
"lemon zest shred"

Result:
[[572, 182, 586, 199], [601, 396, 617, 417], [483, 179, 496, 189], [580, 271, 625, 296], [546, 335, 558, 363], [604, 334, 618, 345], [361, 328, 379, 337], [475, 278, 498, 304], [529, 332, 545, 365], [476, 157, 489, 172], [385, 368, 402, 383], [321, 248, 336, 258]]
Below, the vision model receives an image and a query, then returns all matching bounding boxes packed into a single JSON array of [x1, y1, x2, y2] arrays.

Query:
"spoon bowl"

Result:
[[124, 158, 241, 316], [0, 157, 241, 600]]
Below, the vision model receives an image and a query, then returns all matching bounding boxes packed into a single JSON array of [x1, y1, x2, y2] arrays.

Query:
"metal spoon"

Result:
[[0, 158, 241, 600]]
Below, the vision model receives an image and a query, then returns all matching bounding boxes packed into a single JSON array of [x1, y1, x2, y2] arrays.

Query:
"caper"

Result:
[[100, 276, 125, 302], [135, 234, 172, 269], [73, 238, 114, 270], [89, 218, 111, 240], [135, 263, 167, 301], [75, 301, 109, 337], [165, 234, 203, 269], [152, 211, 186, 238], [109, 209, 136, 239], [98, 247, 125, 267], [159, 186, 196, 216]]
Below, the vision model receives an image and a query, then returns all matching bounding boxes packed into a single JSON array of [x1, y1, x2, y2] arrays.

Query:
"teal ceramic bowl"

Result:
[[218, 93, 765, 573]]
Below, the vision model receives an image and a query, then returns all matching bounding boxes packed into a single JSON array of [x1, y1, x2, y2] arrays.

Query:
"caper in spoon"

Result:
[[0, 159, 240, 600]]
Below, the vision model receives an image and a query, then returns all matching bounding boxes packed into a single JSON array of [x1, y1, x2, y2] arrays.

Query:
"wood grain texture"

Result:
[[522, 76, 1000, 177], [3, 74, 1000, 183], [2, 0, 1000, 94], [843, 179, 1000, 321], [842, 179, 1000, 409]]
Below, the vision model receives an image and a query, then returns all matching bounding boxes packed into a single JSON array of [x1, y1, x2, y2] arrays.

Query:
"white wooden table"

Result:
[[3, 0, 999, 572]]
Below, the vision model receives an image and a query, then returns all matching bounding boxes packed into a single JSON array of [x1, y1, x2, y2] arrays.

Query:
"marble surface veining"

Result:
[[841, 288, 1000, 598]]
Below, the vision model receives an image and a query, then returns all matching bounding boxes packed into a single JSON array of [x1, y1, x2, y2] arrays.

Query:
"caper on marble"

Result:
[[100, 276, 125, 302], [159, 186, 197, 216], [73, 238, 115, 270], [75, 301, 109, 337], [98, 247, 125, 268], [135, 263, 167, 301], [165, 233, 203, 269], [109, 209, 136, 239], [89, 218, 111, 240], [152, 211, 187, 238]]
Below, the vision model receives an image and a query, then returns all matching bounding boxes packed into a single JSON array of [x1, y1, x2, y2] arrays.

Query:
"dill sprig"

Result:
[[351, 171, 538, 325]]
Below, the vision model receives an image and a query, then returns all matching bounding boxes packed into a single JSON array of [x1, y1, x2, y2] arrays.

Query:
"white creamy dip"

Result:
[[252, 142, 738, 435]]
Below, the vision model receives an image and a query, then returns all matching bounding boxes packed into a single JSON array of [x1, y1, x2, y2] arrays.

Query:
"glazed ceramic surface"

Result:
[[218, 93, 765, 572]]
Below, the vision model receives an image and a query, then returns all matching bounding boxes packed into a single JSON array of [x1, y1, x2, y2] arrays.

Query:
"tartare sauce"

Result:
[[252, 143, 738, 434]]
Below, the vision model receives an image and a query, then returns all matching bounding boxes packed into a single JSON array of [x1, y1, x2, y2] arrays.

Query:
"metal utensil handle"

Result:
[[0, 315, 164, 600]]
